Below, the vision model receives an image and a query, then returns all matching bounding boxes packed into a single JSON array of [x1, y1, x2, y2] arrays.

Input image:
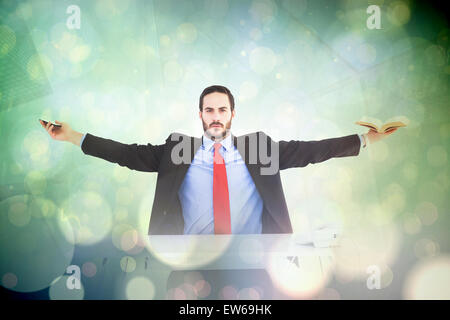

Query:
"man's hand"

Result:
[[39, 120, 84, 146], [365, 128, 398, 145]]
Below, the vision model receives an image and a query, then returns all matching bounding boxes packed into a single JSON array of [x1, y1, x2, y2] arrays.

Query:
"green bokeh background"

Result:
[[0, 0, 448, 299]]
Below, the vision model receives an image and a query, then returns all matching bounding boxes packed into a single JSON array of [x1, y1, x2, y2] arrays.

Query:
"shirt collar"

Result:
[[202, 133, 233, 152]]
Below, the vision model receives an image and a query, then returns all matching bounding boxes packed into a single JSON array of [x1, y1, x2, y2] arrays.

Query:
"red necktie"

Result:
[[213, 143, 231, 234]]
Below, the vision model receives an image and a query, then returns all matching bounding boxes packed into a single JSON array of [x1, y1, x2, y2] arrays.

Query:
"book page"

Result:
[[357, 116, 383, 128], [380, 121, 408, 132], [356, 116, 409, 133]]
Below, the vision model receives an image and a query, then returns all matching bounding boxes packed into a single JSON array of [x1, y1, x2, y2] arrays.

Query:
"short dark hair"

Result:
[[199, 85, 235, 112]]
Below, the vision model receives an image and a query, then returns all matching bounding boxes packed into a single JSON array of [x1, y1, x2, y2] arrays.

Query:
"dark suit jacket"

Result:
[[81, 131, 361, 235]]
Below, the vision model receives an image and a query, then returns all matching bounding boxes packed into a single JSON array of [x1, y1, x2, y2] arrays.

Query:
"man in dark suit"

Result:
[[40, 85, 398, 235]]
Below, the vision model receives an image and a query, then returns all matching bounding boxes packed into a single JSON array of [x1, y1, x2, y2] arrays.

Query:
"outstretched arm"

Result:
[[39, 120, 165, 172], [277, 128, 399, 170], [279, 133, 362, 170]]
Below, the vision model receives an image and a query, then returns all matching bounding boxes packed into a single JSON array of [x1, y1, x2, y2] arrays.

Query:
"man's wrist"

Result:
[[69, 131, 84, 146], [359, 134, 367, 148], [362, 133, 368, 147]]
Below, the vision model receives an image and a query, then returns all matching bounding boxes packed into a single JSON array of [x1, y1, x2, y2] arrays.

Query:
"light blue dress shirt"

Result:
[[178, 133, 264, 234], [79, 132, 366, 234]]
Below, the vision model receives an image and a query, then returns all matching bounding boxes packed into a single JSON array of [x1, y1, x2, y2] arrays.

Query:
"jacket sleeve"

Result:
[[278, 134, 361, 170], [80, 133, 166, 172]]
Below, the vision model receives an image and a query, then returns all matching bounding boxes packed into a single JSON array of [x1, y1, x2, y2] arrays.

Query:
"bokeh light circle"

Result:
[[24, 170, 47, 196], [219, 285, 239, 299], [2, 273, 18, 289], [112, 224, 139, 252], [82, 262, 97, 278], [125, 276, 155, 300], [403, 255, 450, 299], [266, 237, 334, 298], [8, 198, 31, 227], [238, 287, 261, 300], [58, 191, 113, 245], [415, 202, 438, 226], [120, 256, 136, 273], [0, 195, 75, 292], [414, 238, 440, 259], [195, 279, 212, 298], [167, 283, 198, 300], [267, 253, 333, 299], [387, 1, 411, 26], [249, 0, 277, 25]]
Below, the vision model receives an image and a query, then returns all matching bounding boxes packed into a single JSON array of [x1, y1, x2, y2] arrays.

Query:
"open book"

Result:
[[355, 116, 409, 133]]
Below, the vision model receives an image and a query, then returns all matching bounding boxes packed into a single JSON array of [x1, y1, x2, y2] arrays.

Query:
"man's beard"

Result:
[[202, 117, 232, 141]]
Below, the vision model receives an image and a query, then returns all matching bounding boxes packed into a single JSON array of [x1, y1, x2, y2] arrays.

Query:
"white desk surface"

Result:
[[147, 232, 342, 270]]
